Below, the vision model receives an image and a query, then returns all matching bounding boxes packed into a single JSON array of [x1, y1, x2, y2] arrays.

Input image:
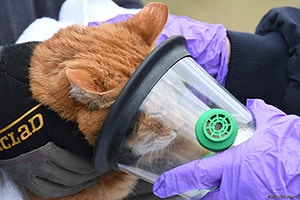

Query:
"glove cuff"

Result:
[[225, 30, 289, 108]]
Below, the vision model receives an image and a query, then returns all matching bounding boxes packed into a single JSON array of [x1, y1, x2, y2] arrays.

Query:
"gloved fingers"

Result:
[[34, 158, 100, 186], [153, 153, 225, 198], [0, 143, 99, 186], [246, 99, 287, 127], [247, 99, 300, 140], [0, 142, 96, 175], [44, 142, 96, 174], [28, 174, 99, 198], [157, 15, 229, 85], [0, 142, 100, 198]]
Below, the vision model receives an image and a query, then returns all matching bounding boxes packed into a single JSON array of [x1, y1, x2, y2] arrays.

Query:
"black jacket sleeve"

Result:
[[226, 7, 300, 116]]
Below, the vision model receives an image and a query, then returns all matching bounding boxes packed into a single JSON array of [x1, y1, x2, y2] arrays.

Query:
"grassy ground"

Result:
[[142, 0, 300, 32]]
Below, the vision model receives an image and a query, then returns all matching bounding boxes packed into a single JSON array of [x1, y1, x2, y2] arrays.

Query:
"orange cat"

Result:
[[27, 2, 208, 200], [28, 3, 168, 200]]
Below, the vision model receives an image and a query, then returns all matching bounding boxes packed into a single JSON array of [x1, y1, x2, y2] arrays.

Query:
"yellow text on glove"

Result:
[[0, 104, 44, 151]]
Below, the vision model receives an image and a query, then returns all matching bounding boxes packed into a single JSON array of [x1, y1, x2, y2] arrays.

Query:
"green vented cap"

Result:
[[195, 109, 238, 152]]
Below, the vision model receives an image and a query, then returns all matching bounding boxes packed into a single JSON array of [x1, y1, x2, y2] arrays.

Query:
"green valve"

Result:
[[195, 109, 238, 152]]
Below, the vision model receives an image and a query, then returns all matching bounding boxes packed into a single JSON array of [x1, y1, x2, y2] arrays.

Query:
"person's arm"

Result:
[[227, 7, 300, 117], [225, 30, 289, 112], [157, 9, 300, 117]]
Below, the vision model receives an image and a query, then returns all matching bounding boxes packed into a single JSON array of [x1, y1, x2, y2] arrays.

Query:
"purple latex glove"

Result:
[[153, 99, 300, 200], [89, 14, 229, 85]]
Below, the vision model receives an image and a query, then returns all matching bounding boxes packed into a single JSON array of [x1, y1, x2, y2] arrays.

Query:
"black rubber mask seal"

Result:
[[93, 35, 191, 174]]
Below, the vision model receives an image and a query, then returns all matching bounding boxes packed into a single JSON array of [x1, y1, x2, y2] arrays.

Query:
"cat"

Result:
[[28, 2, 209, 200]]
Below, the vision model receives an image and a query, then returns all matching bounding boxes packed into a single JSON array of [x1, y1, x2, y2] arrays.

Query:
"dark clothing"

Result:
[[0, 0, 143, 45], [226, 7, 300, 116], [0, 0, 65, 45], [113, 0, 143, 9], [0, 43, 93, 159], [226, 31, 289, 111]]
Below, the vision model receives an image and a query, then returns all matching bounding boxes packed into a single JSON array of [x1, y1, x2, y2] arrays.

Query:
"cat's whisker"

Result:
[[148, 143, 159, 161], [135, 151, 148, 168]]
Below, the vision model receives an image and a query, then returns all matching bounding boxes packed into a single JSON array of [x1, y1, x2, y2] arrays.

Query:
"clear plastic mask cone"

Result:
[[93, 36, 255, 199]]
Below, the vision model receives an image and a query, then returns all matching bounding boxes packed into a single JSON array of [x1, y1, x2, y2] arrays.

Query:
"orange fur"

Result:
[[30, 2, 168, 147]]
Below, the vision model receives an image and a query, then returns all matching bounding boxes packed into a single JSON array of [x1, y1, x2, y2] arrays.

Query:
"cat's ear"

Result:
[[65, 68, 117, 109], [125, 2, 168, 45]]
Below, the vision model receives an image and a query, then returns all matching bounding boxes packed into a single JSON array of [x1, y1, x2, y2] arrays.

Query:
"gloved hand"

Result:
[[0, 142, 99, 198], [157, 15, 229, 86], [89, 14, 229, 85], [0, 43, 99, 198], [153, 99, 300, 200]]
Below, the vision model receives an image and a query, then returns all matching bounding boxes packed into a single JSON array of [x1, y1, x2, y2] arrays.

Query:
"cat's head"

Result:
[[30, 3, 170, 146]]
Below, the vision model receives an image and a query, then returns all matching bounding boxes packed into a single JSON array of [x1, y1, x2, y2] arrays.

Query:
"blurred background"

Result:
[[142, 0, 300, 32]]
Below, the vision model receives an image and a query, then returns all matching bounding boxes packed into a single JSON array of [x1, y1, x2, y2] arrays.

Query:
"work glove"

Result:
[[0, 43, 99, 198], [89, 13, 229, 85], [0, 142, 99, 198], [153, 99, 300, 200]]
